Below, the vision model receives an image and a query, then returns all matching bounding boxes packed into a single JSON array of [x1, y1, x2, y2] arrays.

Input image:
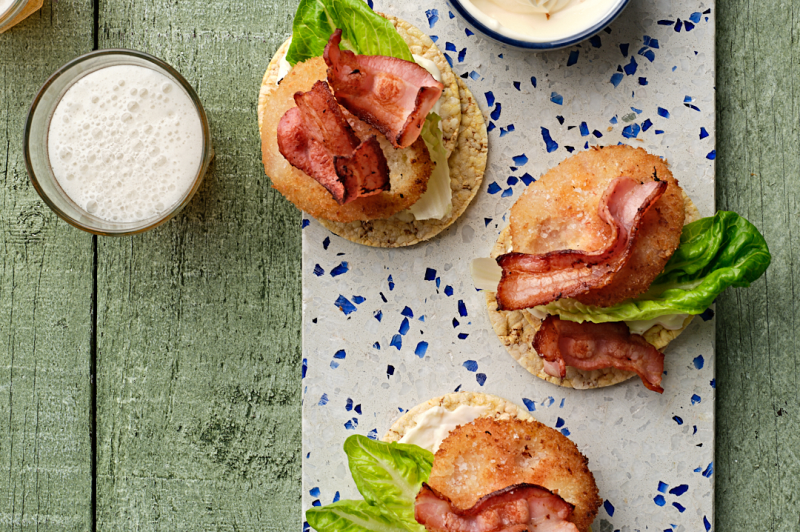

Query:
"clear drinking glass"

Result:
[[24, 49, 214, 236]]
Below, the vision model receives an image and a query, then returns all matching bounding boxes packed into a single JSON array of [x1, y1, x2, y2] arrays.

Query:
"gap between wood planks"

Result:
[[90, 3, 99, 532]]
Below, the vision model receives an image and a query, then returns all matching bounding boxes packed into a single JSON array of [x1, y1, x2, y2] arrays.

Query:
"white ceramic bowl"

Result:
[[447, 0, 630, 51]]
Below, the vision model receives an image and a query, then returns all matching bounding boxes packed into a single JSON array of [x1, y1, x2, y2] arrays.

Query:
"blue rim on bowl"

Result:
[[446, 0, 630, 51]]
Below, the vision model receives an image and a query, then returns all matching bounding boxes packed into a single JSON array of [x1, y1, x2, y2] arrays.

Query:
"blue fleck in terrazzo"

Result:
[[302, 1, 716, 530]]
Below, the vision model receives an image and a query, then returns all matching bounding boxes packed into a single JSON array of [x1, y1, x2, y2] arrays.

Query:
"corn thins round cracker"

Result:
[[485, 191, 701, 390], [319, 77, 487, 247], [258, 19, 485, 246], [383, 392, 534, 443], [383, 392, 601, 532]]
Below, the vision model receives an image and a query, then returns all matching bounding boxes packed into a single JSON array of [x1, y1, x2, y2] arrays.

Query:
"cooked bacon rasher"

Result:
[[533, 315, 666, 393], [495, 177, 667, 311], [277, 80, 390, 205], [324, 29, 444, 149], [416, 483, 579, 532]]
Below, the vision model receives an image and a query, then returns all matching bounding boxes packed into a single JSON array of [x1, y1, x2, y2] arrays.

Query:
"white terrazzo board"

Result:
[[301, 0, 716, 530]]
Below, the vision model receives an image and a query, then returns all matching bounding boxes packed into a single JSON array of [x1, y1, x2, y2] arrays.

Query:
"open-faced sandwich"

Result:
[[471, 146, 771, 393], [258, 0, 487, 247], [307, 392, 601, 532]]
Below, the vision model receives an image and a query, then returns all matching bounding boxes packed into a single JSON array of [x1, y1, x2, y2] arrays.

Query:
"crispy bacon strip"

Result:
[[277, 80, 389, 204], [415, 483, 579, 532], [533, 315, 665, 393], [495, 177, 667, 310], [324, 29, 444, 149]]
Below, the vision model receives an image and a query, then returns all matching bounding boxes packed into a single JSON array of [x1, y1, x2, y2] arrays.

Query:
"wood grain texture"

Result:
[[95, 0, 302, 530], [0, 1, 796, 531], [716, 1, 800, 530], [0, 0, 94, 530]]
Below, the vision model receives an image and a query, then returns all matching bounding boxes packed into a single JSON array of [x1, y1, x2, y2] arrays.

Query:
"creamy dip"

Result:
[[462, 0, 623, 43]]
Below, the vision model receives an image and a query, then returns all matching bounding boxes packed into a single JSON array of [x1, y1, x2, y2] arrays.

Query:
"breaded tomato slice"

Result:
[[427, 417, 600, 532], [510, 145, 684, 307]]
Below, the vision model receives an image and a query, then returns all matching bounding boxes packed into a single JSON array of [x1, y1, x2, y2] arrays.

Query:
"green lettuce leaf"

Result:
[[344, 435, 433, 517], [306, 436, 432, 532], [408, 114, 452, 220], [286, 0, 413, 65], [538, 211, 771, 323], [306, 500, 419, 532]]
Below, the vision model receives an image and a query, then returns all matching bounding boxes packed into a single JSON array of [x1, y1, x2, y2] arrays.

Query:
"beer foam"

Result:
[[48, 64, 204, 223]]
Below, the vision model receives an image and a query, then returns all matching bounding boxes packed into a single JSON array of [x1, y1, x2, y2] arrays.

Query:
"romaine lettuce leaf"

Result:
[[286, 0, 413, 65], [408, 114, 452, 220], [537, 211, 771, 323], [306, 500, 419, 532], [306, 436, 432, 532], [344, 435, 433, 517]]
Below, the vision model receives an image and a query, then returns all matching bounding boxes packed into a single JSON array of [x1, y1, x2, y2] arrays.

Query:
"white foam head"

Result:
[[48, 64, 204, 223]]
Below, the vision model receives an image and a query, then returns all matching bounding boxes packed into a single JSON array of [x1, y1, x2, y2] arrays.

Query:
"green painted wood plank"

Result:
[[716, 1, 800, 530], [95, 1, 302, 530], [80, 1, 800, 531], [0, 1, 94, 530]]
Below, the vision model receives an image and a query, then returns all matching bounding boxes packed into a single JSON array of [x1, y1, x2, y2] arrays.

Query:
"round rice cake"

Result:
[[383, 14, 461, 158], [319, 77, 487, 247], [486, 189, 701, 390], [261, 57, 433, 223], [383, 392, 534, 443]]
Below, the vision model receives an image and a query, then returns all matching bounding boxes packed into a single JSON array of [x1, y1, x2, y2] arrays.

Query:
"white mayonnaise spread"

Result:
[[276, 42, 293, 82], [461, 0, 622, 43], [399, 405, 488, 453]]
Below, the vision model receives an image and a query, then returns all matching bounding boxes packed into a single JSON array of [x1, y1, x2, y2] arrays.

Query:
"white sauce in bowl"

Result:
[[0, 0, 18, 18], [462, 0, 623, 43]]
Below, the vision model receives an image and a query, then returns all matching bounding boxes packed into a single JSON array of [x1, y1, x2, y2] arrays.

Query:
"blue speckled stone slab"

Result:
[[302, 1, 716, 530]]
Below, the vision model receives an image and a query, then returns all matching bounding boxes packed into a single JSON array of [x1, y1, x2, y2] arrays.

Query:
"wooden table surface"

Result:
[[0, 0, 797, 530]]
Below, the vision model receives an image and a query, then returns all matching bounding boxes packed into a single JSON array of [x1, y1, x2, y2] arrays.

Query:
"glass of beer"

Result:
[[24, 49, 214, 235]]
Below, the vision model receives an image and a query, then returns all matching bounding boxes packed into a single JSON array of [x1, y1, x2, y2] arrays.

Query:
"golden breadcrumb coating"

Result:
[[383, 392, 533, 443], [487, 188, 701, 390], [260, 57, 432, 223], [510, 145, 685, 307], [319, 78, 486, 247], [428, 418, 601, 532]]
